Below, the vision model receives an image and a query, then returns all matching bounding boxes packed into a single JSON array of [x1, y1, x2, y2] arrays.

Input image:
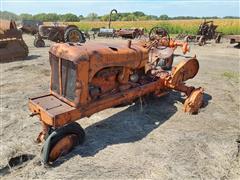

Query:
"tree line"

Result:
[[0, 11, 239, 22]]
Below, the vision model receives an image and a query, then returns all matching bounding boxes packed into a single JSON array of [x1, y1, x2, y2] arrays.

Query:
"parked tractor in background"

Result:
[[34, 24, 86, 47], [0, 19, 28, 61], [177, 20, 222, 45], [18, 20, 43, 35]]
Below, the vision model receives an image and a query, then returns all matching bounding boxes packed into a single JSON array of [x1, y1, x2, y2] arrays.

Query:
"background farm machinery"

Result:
[[28, 27, 203, 164], [18, 20, 43, 35], [34, 24, 86, 47], [0, 19, 28, 61], [91, 9, 144, 39], [91, 27, 144, 39], [177, 20, 222, 45], [90, 9, 118, 38], [115, 28, 144, 39]]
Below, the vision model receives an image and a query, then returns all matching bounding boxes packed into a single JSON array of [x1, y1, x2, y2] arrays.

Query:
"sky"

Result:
[[1, 0, 239, 17]]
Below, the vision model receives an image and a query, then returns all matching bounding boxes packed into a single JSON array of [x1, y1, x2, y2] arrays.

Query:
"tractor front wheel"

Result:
[[34, 38, 45, 48], [41, 122, 85, 164], [215, 34, 221, 43], [198, 35, 205, 46]]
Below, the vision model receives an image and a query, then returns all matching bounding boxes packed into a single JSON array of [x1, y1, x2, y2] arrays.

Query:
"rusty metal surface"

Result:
[[0, 19, 21, 39], [0, 19, 17, 32], [31, 40, 203, 126], [39, 25, 65, 38], [0, 39, 28, 61], [29, 55, 203, 126], [49, 41, 148, 65], [34, 24, 85, 47], [0, 19, 28, 61], [29, 36, 204, 163], [183, 87, 204, 113], [169, 39, 190, 54], [170, 58, 199, 85], [30, 94, 76, 117], [116, 28, 144, 39]]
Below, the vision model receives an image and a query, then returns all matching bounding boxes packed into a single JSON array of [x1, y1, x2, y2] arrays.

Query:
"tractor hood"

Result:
[[49, 41, 149, 65]]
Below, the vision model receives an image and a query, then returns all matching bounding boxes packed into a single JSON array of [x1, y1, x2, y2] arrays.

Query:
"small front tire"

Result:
[[34, 38, 45, 48], [41, 122, 85, 164]]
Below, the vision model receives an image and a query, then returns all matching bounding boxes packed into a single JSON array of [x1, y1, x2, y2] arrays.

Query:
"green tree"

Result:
[[33, 13, 59, 21], [60, 13, 79, 22], [100, 15, 109, 21], [0, 11, 18, 20], [159, 14, 169, 20], [122, 14, 136, 21], [119, 12, 131, 21], [148, 15, 158, 20], [33, 13, 46, 21], [223, 16, 240, 19], [86, 13, 98, 21], [79, 15, 84, 21], [47, 13, 60, 21], [138, 15, 151, 20], [133, 11, 145, 17], [110, 13, 119, 21], [19, 13, 33, 20]]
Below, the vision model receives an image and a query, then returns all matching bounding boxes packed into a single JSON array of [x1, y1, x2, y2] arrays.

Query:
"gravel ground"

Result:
[[0, 34, 239, 179]]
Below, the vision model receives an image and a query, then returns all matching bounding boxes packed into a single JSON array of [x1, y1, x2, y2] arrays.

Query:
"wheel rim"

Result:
[[68, 30, 80, 42], [49, 134, 78, 162]]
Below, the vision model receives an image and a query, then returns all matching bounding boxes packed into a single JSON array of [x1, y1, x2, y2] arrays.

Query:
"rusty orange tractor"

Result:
[[29, 30, 203, 164]]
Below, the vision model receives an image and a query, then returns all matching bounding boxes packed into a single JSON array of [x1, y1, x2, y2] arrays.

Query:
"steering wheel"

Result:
[[148, 26, 170, 46]]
